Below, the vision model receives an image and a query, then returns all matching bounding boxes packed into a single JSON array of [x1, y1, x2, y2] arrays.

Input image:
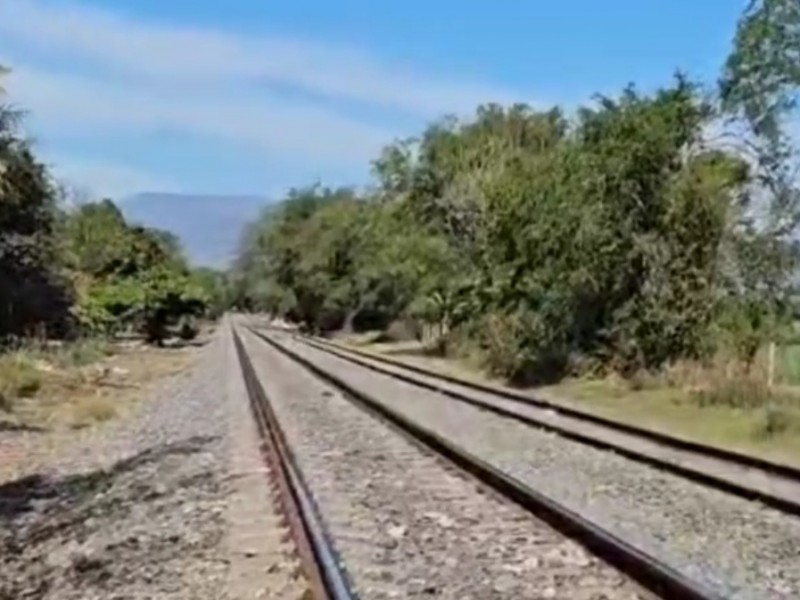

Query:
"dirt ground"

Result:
[[0, 338, 206, 484]]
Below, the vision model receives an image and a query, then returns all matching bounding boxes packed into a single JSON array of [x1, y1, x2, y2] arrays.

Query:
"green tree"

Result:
[[0, 103, 73, 339], [65, 199, 207, 342], [718, 0, 800, 365]]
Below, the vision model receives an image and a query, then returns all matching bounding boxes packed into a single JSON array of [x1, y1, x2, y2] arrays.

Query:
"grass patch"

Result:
[[0, 339, 113, 413], [0, 354, 43, 411], [68, 395, 117, 428], [777, 344, 800, 385], [22, 338, 113, 370], [691, 376, 772, 409], [752, 406, 800, 440], [545, 374, 800, 464]]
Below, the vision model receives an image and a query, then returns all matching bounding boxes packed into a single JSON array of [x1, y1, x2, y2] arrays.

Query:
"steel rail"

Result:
[[252, 327, 724, 600], [301, 333, 800, 517], [232, 327, 355, 600]]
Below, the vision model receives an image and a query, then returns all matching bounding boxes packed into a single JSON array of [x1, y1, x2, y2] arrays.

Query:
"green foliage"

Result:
[[1, 87, 74, 340], [191, 267, 229, 318], [718, 0, 800, 368], [0, 66, 208, 349], [232, 185, 460, 333], [61, 194, 209, 343], [222, 2, 800, 385], [720, 0, 800, 149], [233, 71, 794, 384]]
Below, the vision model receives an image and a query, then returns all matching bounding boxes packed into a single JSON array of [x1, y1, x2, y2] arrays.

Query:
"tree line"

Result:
[[0, 72, 224, 346], [230, 0, 800, 383]]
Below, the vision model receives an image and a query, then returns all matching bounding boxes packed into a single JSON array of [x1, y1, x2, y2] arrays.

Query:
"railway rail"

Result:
[[300, 333, 800, 517], [241, 324, 726, 599], [232, 328, 355, 600]]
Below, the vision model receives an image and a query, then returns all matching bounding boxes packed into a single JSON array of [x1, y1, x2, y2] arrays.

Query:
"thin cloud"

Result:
[[51, 157, 182, 201], [0, 0, 528, 196], [5, 62, 393, 166], [0, 0, 519, 116]]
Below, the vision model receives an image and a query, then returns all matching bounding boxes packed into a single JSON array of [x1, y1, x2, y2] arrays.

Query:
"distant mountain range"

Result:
[[121, 193, 270, 269]]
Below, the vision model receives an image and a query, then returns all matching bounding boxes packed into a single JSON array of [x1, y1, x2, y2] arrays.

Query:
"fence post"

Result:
[[768, 341, 776, 388]]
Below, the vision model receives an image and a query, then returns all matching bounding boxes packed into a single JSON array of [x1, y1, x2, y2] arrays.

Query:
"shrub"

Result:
[[0, 354, 42, 409], [751, 406, 800, 440], [51, 338, 112, 368], [380, 318, 421, 343], [691, 375, 772, 409], [178, 318, 199, 341], [472, 310, 569, 386]]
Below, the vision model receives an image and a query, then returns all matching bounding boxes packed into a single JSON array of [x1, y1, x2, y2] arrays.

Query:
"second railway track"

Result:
[[245, 323, 800, 600], [302, 333, 800, 517]]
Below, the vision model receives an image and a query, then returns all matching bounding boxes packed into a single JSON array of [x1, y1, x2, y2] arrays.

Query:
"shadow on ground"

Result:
[[0, 435, 216, 520], [0, 422, 49, 434], [0, 435, 223, 600]]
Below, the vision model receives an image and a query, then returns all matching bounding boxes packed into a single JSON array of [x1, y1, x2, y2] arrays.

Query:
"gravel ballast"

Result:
[[240, 328, 653, 600], [280, 333, 800, 600], [0, 330, 232, 600]]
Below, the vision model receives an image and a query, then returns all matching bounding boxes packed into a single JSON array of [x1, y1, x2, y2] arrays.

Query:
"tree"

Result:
[[721, 0, 800, 151], [191, 266, 230, 318], [718, 0, 800, 365], [64, 199, 207, 341], [0, 116, 74, 339], [233, 81, 751, 380]]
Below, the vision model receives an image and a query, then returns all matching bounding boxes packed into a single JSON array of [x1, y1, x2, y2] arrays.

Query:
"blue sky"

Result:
[[0, 0, 746, 201]]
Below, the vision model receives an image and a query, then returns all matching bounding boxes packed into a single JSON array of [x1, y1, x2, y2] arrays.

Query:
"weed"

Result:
[[691, 375, 772, 409], [627, 369, 662, 391], [69, 396, 117, 428], [380, 319, 421, 343], [777, 344, 800, 385], [751, 406, 800, 440], [61, 339, 113, 367], [0, 354, 42, 405]]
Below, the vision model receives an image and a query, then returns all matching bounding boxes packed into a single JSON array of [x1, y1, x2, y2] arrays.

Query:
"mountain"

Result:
[[121, 193, 269, 268]]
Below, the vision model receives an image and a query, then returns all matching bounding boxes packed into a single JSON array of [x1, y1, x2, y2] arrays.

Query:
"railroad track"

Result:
[[300, 333, 800, 517], [231, 328, 354, 600], [239, 323, 727, 599]]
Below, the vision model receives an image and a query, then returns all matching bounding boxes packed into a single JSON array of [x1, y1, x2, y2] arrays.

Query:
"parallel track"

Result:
[[250, 326, 724, 600], [232, 328, 355, 600], [302, 333, 800, 517]]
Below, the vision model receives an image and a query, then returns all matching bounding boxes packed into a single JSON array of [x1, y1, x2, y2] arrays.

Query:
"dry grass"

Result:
[[0, 340, 197, 431], [0, 353, 43, 411], [0, 337, 205, 484], [67, 395, 118, 428]]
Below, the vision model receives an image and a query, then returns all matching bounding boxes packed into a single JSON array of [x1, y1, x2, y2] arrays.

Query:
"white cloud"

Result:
[[0, 0, 529, 195], [49, 157, 181, 201], [0, 0, 519, 116], [5, 62, 394, 166]]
